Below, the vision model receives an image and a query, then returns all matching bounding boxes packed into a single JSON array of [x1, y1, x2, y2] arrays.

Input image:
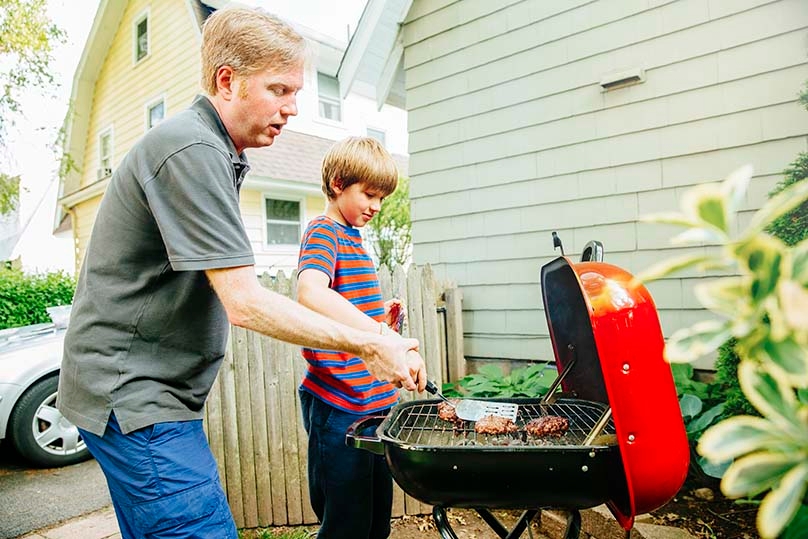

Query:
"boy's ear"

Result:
[[330, 177, 343, 194]]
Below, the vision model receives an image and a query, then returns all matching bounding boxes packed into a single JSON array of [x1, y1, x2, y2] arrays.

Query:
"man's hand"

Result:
[[365, 333, 424, 392]]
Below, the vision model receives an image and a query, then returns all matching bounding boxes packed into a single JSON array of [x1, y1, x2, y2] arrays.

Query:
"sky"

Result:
[[7, 0, 367, 274]]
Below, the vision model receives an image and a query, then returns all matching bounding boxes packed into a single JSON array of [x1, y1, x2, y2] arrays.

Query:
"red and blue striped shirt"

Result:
[[297, 215, 398, 413]]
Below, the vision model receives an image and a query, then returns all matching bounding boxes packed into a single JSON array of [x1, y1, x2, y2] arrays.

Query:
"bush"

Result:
[[713, 339, 757, 418], [0, 268, 75, 329]]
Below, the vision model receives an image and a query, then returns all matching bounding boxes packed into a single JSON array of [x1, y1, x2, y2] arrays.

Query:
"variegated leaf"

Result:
[[639, 211, 700, 228], [632, 255, 715, 285], [665, 319, 732, 363], [694, 277, 748, 318], [746, 177, 808, 235], [791, 239, 808, 283], [721, 452, 800, 498], [670, 227, 727, 245], [722, 165, 754, 214], [779, 280, 808, 330], [738, 361, 803, 435], [698, 416, 789, 462], [761, 336, 808, 386], [734, 235, 784, 303], [757, 462, 808, 539]]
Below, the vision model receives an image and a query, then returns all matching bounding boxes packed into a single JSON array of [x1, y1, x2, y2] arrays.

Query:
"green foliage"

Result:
[[0, 267, 75, 329], [766, 152, 808, 247], [239, 527, 315, 539], [714, 339, 757, 418], [366, 176, 411, 272], [0, 0, 65, 144], [442, 362, 557, 399], [0, 172, 19, 215], [637, 165, 808, 538]]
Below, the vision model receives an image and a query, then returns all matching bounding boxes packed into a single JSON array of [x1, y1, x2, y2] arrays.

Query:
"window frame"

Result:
[[97, 127, 114, 179], [262, 193, 305, 249], [366, 127, 387, 147], [145, 95, 166, 130], [133, 8, 150, 64], [316, 71, 342, 124]]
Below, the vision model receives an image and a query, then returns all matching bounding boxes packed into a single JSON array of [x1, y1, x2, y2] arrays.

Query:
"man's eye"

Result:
[[270, 86, 285, 96]]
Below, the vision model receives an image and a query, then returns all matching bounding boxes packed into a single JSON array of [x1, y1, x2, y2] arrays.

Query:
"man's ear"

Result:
[[215, 65, 236, 100]]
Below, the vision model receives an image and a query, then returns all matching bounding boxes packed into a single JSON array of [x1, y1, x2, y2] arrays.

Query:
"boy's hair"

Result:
[[321, 137, 399, 200], [201, 8, 307, 96]]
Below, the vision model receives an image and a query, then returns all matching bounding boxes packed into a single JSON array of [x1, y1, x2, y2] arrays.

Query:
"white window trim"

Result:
[[133, 8, 150, 65], [366, 126, 387, 147], [261, 193, 306, 251], [316, 72, 343, 124], [144, 94, 167, 131], [97, 126, 114, 180]]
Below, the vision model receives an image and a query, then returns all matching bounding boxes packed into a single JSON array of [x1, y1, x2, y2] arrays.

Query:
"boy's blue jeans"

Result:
[[78, 413, 237, 539], [299, 389, 393, 539]]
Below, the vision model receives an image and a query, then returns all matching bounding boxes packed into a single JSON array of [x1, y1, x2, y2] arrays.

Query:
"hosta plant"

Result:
[[636, 165, 808, 539]]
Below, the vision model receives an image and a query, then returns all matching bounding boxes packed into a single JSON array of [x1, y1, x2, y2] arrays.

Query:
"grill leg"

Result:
[[476, 508, 539, 539], [432, 506, 459, 539], [564, 509, 582, 539]]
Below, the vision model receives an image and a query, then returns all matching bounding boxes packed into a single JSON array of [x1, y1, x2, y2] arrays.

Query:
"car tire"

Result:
[[8, 374, 92, 468]]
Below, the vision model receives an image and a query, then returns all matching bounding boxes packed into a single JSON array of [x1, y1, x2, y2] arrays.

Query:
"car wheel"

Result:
[[8, 374, 92, 468]]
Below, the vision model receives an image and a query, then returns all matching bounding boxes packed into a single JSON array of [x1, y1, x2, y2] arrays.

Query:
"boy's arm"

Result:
[[205, 265, 423, 391], [297, 268, 383, 334]]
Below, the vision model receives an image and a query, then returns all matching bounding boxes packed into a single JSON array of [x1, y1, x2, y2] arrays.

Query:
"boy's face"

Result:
[[328, 181, 385, 228]]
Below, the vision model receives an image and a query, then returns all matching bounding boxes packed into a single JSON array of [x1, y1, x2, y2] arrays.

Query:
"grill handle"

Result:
[[345, 416, 386, 455]]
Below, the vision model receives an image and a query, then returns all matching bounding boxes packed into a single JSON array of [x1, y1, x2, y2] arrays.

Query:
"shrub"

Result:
[[0, 268, 75, 329]]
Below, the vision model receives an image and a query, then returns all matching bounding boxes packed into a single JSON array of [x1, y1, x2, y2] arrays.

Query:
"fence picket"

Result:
[[206, 267, 459, 526]]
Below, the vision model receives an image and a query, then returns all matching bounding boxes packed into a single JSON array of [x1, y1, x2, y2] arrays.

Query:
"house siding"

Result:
[[403, 0, 808, 367], [72, 0, 202, 266]]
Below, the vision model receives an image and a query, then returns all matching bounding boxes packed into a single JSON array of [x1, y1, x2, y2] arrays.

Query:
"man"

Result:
[[57, 8, 426, 539]]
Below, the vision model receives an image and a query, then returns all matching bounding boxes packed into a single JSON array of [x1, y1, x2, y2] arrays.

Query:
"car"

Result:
[[0, 306, 91, 467]]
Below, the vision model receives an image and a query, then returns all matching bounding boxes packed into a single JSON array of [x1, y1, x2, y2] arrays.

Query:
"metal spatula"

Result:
[[425, 380, 518, 422]]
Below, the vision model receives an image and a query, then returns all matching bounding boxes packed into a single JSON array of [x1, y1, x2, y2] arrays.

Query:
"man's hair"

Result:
[[201, 8, 306, 95], [322, 137, 399, 200]]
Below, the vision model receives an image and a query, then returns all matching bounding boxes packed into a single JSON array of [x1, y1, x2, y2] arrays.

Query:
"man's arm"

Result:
[[205, 265, 425, 391], [297, 268, 381, 333]]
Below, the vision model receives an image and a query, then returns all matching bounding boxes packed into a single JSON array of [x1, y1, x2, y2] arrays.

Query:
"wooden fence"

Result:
[[203, 264, 464, 528]]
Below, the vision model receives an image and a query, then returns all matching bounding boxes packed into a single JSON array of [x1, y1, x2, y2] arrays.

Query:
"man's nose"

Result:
[[281, 97, 298, 116]]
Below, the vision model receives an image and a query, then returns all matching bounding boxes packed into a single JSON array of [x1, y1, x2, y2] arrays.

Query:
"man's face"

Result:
[[227, 63, 304, 152]]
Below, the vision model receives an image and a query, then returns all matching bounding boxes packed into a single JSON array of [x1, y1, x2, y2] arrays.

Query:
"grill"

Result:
[[347, 252, 690, 539], [388, 400, 615, 448]]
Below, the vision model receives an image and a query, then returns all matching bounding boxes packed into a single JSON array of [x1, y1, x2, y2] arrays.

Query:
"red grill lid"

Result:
[[541, 256, 689, 529]]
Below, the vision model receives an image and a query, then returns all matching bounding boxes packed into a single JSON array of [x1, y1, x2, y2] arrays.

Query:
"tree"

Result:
[[0, 0, 65, 216], [366, 175, 412, 271]]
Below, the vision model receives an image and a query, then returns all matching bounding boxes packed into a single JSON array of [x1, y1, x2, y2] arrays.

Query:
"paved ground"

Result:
[[0, 446, 109, 539], [16, 507, 120, 539]]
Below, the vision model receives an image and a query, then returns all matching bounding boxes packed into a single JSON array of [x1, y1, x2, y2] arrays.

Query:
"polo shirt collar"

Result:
[[190, 95, 251, 189]]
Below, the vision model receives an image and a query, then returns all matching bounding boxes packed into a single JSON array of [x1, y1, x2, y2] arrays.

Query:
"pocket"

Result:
[[130, 480, 225, 534]]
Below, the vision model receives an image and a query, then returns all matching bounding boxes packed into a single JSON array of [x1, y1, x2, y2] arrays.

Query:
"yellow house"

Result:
[[55, 0, 408, 276]]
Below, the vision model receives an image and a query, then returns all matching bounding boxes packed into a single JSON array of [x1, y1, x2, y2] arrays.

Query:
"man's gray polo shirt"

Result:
[[58, 95, 255, 436]]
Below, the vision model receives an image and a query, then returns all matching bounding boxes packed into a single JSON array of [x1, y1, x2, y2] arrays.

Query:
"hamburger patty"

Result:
[[525, 415, 569, 437], [474, 414, 518, 435]]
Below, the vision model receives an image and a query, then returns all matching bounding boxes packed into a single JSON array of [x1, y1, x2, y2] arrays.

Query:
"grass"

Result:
[[239, 526, 316, 539]]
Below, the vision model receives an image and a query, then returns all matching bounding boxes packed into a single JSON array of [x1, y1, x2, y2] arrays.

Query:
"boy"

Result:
[[297, 137, 421, 539]]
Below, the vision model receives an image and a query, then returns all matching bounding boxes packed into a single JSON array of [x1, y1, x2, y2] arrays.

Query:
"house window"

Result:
[[317, 72, 341, 122], [147, 99, 165, 129], [134, 12, 149, 62], [265, 197, 301, 245], [367, 128, 386, 147], [98, 129, 112, 179]]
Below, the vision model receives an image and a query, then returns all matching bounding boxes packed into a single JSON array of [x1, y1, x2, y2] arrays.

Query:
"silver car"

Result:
[[0, 307, 91, 467]]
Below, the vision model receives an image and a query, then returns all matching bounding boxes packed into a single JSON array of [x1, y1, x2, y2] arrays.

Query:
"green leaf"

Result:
[[688, 402, 725, 433], [757, 462, 808, 539], [747, 176, 808, 235], [721, 452, 801, 498], [670, 227, 727, 245], [665, 319, 733, 363], [632, 255, 715, 284], [698, 455, 731, 479], [738, 362, 802, 435], [761, 336, 808, 385], [734, 235, 785, 302], [698, 416, 791, 462], [696, 194, 729, 234], [679, 393, 703, 419], [780, 503, 808, 539], [639, 211, 701, 228], [778, 280, 808, 331], [791, 240, 808, 283]]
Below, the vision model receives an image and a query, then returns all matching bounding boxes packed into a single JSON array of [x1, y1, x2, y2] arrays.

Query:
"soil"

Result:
[[247, 485, 760, 539]]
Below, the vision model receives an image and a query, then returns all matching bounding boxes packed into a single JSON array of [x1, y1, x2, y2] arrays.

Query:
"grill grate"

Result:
[[387, 400, 616, 448]]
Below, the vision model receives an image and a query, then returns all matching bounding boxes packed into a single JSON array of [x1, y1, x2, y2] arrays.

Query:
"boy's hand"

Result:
[[384, 298, 406, 333]]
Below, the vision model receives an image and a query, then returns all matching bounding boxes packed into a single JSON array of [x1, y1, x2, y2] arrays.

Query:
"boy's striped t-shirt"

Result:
[[297, 215, 398, 413]]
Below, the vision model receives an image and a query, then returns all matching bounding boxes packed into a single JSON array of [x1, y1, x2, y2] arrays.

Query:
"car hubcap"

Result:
[[32, 390, 86, 456]]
